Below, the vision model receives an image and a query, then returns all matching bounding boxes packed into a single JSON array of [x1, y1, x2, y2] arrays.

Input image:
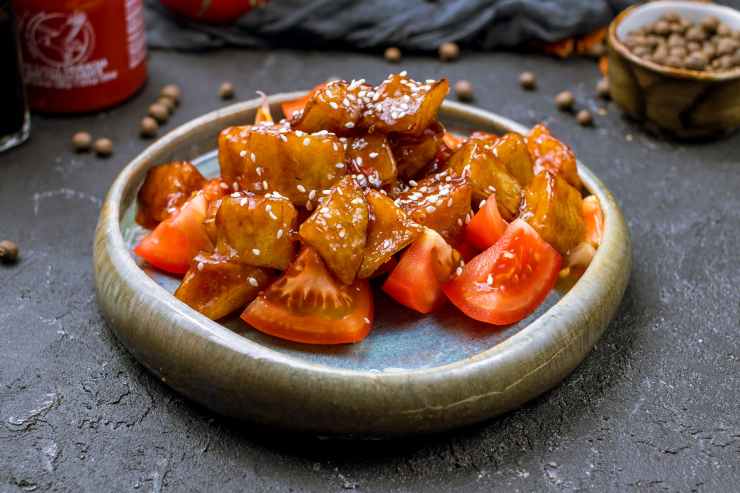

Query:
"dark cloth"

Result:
[[145, 0, 637, 52]]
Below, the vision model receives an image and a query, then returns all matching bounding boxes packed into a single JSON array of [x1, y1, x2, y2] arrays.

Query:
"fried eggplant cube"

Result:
[[362, 74, 448, 136], [136, 161, 206, 229], [391, 125, 442, 179], [527, 124, 583, 190], [348, 134, 397, 187], [218, 124, 347, 205], [448, 140, 522, 221], [215, 192, 298, 270], [358, 190, 423, 279], [299, 176, 369, 284], [396, 171, 472, 243], [292, 80, 368, 135], [521, 171, 585, 255], [175, 253, 272, 320], [492, 132, 534, 187]]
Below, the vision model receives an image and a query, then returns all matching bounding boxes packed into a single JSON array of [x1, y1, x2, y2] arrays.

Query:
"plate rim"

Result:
[[94, 92, 631, 434]]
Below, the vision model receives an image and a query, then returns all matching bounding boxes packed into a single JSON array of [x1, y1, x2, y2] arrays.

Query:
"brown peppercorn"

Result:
[[140, 116, 159, 138], [0, 240, 19, 263], [596, 78, 610, 99], [576, 110, 593, 127], [384, 46, 401, 63], [717, 55, 734, 70], [685, 53, 708, 70], [555, 90, 575, 111], [669, 21, 686, 34], [665, 55, 684, 68], [653, 20, 671, 36], [93, 138, 113, 157], [701, 42, 716, 59], [454, 80, 474, 101], [653, 44, 669, 61], [669, 45, 687, 58], [663, 11, 681, 23], [438, 41, 460, 61], [700, 16, 720, 34], [157, 96, 176, 114], [148, 103, 169, 123], [717, 23, 732, 37], [687, 41, 701, 52], [160, 84, 181, 103], [633, 45, 652, 57], [71, 131, 92, 152], [667, 33, 685, 47], [686, 26, 706, 42], [219, 81, 235, 100], [717, 38, 738, 56], [519, 71, 536, 90]]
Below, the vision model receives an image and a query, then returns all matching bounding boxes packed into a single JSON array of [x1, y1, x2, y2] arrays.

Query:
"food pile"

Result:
[[623, 12, 740, 71], [133, 73, 604, 345]]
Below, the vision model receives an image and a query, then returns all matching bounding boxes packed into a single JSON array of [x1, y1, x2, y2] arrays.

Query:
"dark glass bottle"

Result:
[[0, 0, 29, 152]]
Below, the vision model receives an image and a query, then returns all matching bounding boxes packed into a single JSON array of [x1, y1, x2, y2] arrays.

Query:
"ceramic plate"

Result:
[[94, 93, 631, 435]]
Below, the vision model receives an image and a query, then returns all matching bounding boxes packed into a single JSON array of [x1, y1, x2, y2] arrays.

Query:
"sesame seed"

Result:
[[455, 266, 463, 276], [502, 251, 514, 259], [276, 229, 284, 239], [338, 230, 346, 238], [447, 198, 454, 207], [408, 180, 418, 187], [303, 138, 311, 146], [368, 152, 378, 159], [248, 277, 259, 287], [308, 190, 317, 200], [268, 211, 278, 220], [329, 102, 338, 109], [297, 184, 306, 193], [457, 218, 463, 227], [486, 274, 493, 285], [363, 317, 371, 324], [355, 157, 363, 166], [239, 150, 247, 157], [240, 198, 248, 206], [425, 205, 436, 213], [197, 262, 204, 271], [279, 134, 288, 142], [251, 152, 256, 161], [336, 162, 345, 169], [255, 166, 263, 176], [295, 130, 305, 137], [230, 192, 241, 198], [252, 248, 261, 256], [219, 182, 229, 189], [262, 180, 269, 189], [306, 200, 314, 211], [233, 182, 240, 191], [345, 122, 355, 128]]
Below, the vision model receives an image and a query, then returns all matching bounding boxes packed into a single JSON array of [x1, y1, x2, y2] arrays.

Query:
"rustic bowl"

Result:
[[93, 93, 631, 436], [608, 0, 740, 138]]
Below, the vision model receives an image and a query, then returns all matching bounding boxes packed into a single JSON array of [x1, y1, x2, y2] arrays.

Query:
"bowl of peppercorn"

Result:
[[608, 0, 740, 138]]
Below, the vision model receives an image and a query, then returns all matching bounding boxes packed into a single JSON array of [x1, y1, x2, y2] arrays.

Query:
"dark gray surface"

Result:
[[1, 48, 738, 492]]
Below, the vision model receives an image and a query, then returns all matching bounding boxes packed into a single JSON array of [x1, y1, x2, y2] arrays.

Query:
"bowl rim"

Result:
[[94, 92, 631, 434], [609, 0, 740, 82]]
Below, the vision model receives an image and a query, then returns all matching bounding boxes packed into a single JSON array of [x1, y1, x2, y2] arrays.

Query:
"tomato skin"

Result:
[[281, 83, 326, 120], [241, 248, 373, 345], [582, 195, 604, 247], [465, 195, 508, 251], [443, 219, 562, 326], [383, 228, 460, 314], [159, 0, 254, 24], [134, 193, 213, 275]]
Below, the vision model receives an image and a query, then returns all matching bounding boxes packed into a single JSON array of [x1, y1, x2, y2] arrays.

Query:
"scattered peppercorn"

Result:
[[160, 84, 181, 104], [576, 110, 593, 126], [596, 78, 611, 99], [219, 81, 235, 100], [438, 42, 460, 61], [519, 71, 536, 90], [157, 96, 176, 114], [140, 117, 159, 138], [453, 80, 473, 101], [93, 138, 113, 157], [623, 12, 740, 72], [384, 46, 401, 63], [0, 240, 18, 263], [72, 132, 92, 152], [555, 90, 575, 111], [148, 103, 169, 123]]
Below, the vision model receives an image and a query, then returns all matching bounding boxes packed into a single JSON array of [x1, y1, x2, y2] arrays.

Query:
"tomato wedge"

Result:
[[134, 192, 213, 275], [241, 247, 373, 345], [465, 195, 508, 251], [383, 228, 461, 314], [281, 83, 326, 120], [443, 219, 562, 325], [582, 195, 604, 247]]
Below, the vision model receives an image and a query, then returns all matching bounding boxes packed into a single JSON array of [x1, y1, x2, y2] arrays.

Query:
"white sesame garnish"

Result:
[[240, 198, 248, 207], [248, 277, 259, 287], [239, 150, 247, 157], [479, 199, 487, 208], [230, 192, 241, 198], [255, 166, 263, 176], [447, 198, 454, 207], [251, 152, 256, 161], [455, 266, 463, 276], [262, 180, 269, 190], [303, 137, 311, 146], [368, 152, 378, 159], [197, 262, 204, 271], [308, 189, 317, 200], [355, 157, 363, 166], [502, 251, 515, 259], [486, 274, 493, 286], [338, 230, 346, 238], [219, 182, 229, 189], [279, 134, 288, 142], [457, 218, 463, 227], [336, 162, 345, 169], [345, 122, 355, 128], [276, 229, 284, 239], [268, 210, 278, 220], [425, 205, 436, 213], [363, 317, 371, 324], [329, 102, 338, 110], [306, 200, 314, 210], [297, 184, 306, 193], [252, 248, 261, 256], [233, 182, 240, 191]]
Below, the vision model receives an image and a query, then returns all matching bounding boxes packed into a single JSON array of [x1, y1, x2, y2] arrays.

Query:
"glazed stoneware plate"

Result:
[[94, 93, 631, 436]]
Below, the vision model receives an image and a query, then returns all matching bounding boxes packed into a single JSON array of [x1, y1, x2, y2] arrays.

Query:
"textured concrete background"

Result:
[[1, 47, 738, 492]]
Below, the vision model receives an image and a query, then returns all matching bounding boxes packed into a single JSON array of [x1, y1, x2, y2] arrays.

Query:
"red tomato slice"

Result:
[[241, 247, 373, 345], [134, 192, 213, 275], [465, 195, 508, 251], [383, 228, 460, 314], [443, 219, 562, 325], [281, 83, 326, 120], [582, 195, 604, 247]]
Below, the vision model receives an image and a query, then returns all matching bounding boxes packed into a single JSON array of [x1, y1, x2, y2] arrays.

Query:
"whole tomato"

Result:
[[159, 0, 256, 24]]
